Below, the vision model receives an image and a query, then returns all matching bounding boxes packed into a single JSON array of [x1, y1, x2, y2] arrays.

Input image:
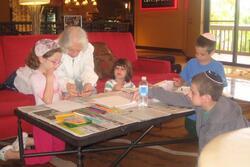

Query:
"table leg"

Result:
[[111, 125, 154, 167], [77, 146, 83, 167], [17, 117, 25, 166]]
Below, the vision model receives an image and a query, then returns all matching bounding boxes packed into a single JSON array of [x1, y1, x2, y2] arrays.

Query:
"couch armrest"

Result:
[[133, 58, 172, 73]]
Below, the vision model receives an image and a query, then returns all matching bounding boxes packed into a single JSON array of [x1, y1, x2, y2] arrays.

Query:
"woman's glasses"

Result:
[[204, 70, 223, 85]]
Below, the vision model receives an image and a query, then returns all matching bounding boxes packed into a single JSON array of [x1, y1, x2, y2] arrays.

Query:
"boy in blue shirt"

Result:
[[174, 33, 227, 136], [175, 33, 227, 87]]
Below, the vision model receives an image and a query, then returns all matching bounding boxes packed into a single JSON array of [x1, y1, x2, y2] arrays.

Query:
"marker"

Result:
[[94, 104, 113, 113]]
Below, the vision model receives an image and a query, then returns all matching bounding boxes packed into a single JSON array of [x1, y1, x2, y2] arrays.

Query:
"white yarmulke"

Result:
[[201, 33, 216, 41]]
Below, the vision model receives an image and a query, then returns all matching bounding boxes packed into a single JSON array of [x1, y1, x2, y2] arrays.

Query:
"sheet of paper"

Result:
[[46, 100, 90, 112], [92, 95, 136, 109], [18, 105, 50, 113], [154, 80, 174, 91]]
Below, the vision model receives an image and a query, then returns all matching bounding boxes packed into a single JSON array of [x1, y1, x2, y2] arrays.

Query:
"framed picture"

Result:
[[140, 0, 178, 11], [64, 15, 82, 27]]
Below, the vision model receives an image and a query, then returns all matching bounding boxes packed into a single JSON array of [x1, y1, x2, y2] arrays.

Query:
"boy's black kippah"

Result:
[[205, 70, 223, 85]]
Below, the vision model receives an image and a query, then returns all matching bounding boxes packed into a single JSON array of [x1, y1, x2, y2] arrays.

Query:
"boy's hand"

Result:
[[173, 78, 182, 87]]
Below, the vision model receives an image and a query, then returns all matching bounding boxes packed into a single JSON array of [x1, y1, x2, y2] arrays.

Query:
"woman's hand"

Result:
[[66, 83, 78, 96], [79, 83, 94, 97]]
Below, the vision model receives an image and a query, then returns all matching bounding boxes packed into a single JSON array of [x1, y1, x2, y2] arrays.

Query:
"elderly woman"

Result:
[[56, 26, 98, 97]]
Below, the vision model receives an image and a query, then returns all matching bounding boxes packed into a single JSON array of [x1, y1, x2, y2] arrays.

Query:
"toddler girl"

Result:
[[104, 58, 135, 92]]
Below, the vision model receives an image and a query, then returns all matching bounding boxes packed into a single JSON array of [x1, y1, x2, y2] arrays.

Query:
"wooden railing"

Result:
[[210, 25, 250, 56], [0, 21, 130, 35]]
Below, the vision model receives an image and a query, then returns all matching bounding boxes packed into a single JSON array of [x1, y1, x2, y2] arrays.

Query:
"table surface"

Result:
[[15, 102, 194, 147]]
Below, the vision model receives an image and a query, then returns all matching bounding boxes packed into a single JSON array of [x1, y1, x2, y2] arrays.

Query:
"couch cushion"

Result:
[[0, 115, 32, 140], [0, 90, 35, 116], [96, 78, 108, 93], [93, 42, 117, 79], [88, 32, 137, 62], [0, 38, 6, 83], [1, 35, 57, 77]]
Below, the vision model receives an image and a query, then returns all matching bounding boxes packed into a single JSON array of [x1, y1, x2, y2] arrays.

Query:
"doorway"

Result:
[[205, 0, 250, 67]]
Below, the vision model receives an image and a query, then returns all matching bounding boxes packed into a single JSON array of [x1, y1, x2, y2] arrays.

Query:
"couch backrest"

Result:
[[1, 32, 137, 79], [88, 32, 137, 62], [0, 38, 6, 83], [1, 35, 57, 77]]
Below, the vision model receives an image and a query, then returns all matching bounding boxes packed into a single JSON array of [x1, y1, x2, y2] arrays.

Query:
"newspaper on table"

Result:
[[17, 92, 193, 137]]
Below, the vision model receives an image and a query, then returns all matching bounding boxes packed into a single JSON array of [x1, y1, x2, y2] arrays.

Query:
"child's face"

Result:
[[188, 83, 203, 106], [114, 65, 127, 80], [195, 46, 213, 64], [44, 52, 62, 71]]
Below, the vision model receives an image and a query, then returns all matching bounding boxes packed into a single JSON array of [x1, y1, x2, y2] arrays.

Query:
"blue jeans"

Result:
[[0, 71, 18, 91]]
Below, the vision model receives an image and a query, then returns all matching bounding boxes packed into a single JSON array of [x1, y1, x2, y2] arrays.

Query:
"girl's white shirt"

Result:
[[14, 65, 34, 94]]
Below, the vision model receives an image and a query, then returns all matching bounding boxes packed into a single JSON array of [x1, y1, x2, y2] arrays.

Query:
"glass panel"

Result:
[[209, 0, 236, 63], [236, 0, 250, 65]]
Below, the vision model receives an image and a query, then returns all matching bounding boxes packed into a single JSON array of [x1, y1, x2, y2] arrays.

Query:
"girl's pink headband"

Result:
[[34, 39, 60, 57]]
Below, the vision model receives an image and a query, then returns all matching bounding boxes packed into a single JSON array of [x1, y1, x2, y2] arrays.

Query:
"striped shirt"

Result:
[[104, 79, 135, 92]]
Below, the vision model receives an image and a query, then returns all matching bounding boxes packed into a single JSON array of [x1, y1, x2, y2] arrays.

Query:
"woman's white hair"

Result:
[[58, 26, 89, 52]]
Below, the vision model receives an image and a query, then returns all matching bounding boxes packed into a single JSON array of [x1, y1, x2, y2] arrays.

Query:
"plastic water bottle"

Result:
[[138, 76, 148, 107]]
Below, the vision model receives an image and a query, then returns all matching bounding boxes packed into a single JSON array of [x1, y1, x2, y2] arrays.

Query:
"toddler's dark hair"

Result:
[[111, 58, 133, 82]]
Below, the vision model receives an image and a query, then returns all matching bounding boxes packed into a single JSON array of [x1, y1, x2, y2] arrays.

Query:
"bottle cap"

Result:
[[142, 76, 146, 80]]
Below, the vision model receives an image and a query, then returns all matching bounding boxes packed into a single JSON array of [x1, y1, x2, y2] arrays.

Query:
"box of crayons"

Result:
[[63, 115, 91, 128], [55, 112, 91, 128]]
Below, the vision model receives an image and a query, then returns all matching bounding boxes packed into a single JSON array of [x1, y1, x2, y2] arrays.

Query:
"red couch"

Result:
[[0, 32, 176, 140]]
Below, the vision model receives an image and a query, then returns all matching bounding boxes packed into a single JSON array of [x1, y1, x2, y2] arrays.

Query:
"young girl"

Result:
[[0, 39, 65, 165], [104, 58, 135, 92]]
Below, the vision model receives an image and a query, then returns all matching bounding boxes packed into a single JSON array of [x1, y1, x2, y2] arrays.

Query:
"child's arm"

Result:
[[42, 71, 54, 104], [149, 87, 193, 108]]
